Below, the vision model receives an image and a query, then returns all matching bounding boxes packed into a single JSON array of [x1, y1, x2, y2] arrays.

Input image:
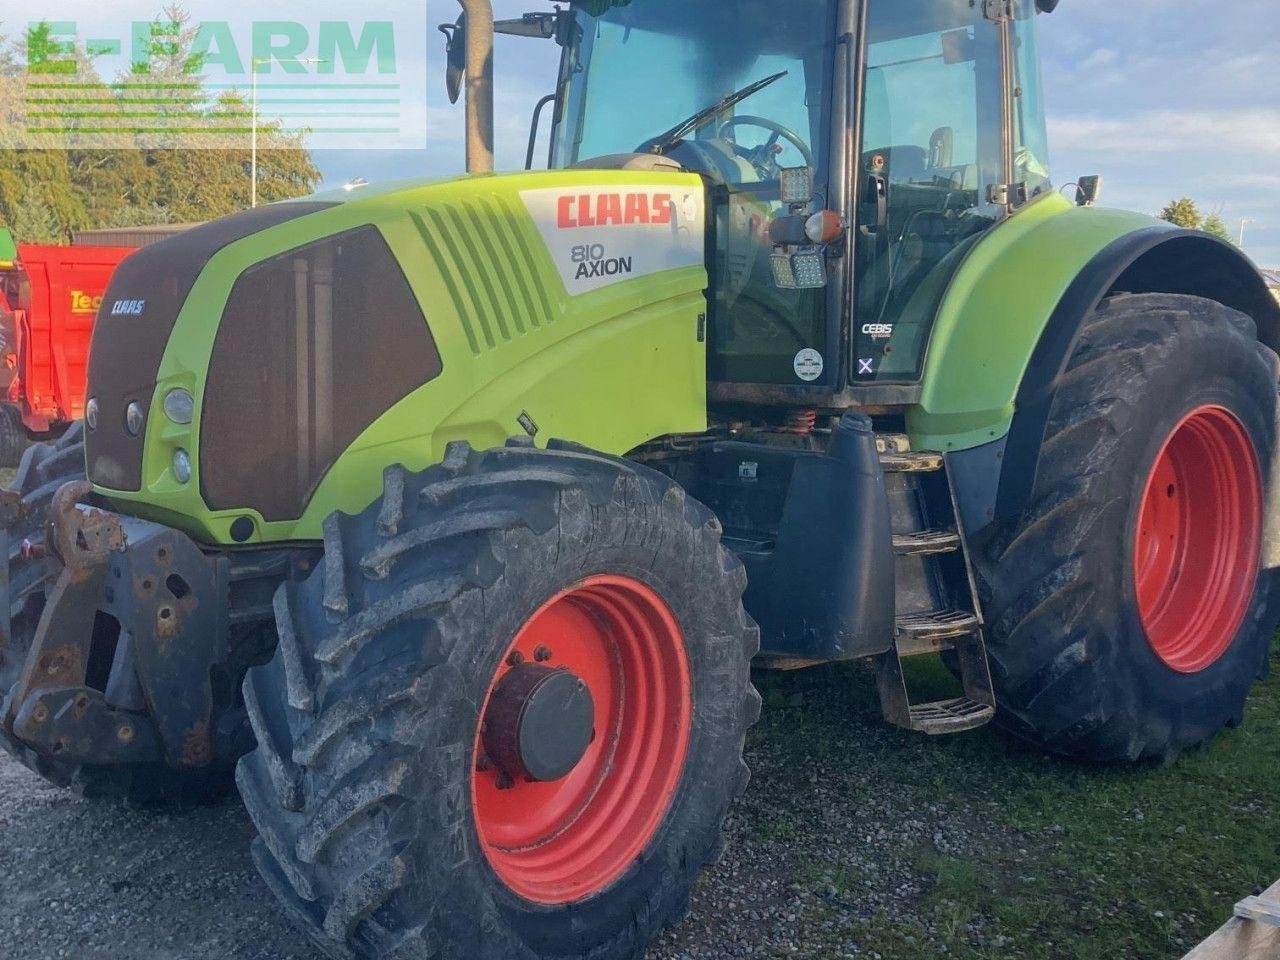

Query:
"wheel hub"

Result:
[[482, 663, 595, 784], [470, 575, 693, 905]]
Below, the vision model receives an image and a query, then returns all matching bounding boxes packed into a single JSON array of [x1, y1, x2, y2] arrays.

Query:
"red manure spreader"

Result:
[[0, 235, 134, 465]]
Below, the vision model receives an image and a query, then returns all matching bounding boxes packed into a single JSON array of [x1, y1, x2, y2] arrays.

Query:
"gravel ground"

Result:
[[0, 664, 1010, 960], [3, 657, 1276, 960]]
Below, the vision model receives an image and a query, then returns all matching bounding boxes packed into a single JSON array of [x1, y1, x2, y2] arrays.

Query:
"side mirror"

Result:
[[941, 29, 976, 65], [1035, 0, 1060, 11], [1075, 175, 1103, 207], [439, 15, 467, 105]]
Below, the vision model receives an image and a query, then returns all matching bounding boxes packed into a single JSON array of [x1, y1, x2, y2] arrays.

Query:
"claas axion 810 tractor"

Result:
[[4, 0, 1280, 957]]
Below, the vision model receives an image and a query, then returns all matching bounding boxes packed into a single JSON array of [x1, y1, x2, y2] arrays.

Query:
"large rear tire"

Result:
[[978, 294, 1280, 762], [0, 423, 230, 802], [238, 439, 760, 960]]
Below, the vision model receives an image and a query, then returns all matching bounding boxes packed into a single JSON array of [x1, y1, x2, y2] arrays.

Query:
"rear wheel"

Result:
[[238, 439, 759, 960], [979, 294, 1279, 761]]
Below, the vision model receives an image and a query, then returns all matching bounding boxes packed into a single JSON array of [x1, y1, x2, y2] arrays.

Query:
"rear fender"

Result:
[[911, 194, 1280, 533], [995, 229, 1280, 523]]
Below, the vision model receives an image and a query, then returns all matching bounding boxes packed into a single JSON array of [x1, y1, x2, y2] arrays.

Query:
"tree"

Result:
[[9, 185, 62, 243], [0, 8, 321, 239], [1202, 213, 1233, 244], [1159, 197, 1202, 230]]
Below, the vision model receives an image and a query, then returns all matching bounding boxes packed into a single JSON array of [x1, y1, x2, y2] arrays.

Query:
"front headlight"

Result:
[[172, 448, 191, 484], [125, 402, 144, 437], [163, 388, 194, 425]]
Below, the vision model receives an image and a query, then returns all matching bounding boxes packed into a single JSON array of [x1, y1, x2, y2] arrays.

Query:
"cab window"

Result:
[[853, 0, 1005, 383]]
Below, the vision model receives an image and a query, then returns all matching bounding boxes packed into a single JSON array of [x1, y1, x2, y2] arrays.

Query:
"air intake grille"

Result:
[[411, 196, 555, 355]]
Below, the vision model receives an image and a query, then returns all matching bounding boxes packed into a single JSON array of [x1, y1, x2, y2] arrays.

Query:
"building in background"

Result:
[[1262, 269, 1280, 304]]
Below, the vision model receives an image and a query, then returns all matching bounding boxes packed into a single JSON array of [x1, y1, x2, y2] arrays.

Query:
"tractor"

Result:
[[3, 0, 1279, 958]]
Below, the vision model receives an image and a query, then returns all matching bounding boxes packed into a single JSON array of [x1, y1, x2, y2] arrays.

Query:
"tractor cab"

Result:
[[529, 0, 1055, 401]]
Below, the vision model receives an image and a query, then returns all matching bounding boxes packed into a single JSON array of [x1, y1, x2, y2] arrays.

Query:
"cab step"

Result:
[[897, 609, 979, 645], [907, 697, 995, 735], [876, 434, 945, 473], [879, 450, 944, 473], [875, 629, 996, 735], [893, 528, 961, 556], [874, 432, 996, 736]]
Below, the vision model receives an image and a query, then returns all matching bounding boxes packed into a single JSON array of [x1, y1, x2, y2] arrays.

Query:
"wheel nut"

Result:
[[117, 724, 134, 744], [506, 650, 525, 667], [533, 645, 553, 662], [32, 703, 49, 724], [495, 771, 514, 790]]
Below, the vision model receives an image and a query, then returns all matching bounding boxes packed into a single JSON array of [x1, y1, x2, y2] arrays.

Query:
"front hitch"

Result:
[[2, 481, 151, 765], [2, 482, 230, 770], [46, 480, 125, 572]]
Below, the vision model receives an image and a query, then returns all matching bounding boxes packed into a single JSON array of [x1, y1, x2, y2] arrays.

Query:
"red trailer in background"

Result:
[[0, 242, 136, 465]]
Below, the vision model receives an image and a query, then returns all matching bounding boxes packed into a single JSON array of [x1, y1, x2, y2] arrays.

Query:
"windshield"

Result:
[[552, 0, 838, 192]]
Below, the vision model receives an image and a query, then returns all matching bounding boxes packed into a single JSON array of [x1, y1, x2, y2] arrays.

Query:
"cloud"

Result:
[[1051, 109, 1280, 156]]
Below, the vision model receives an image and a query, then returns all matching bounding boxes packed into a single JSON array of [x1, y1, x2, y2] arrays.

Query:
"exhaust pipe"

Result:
[[459, 0, 495, 173]]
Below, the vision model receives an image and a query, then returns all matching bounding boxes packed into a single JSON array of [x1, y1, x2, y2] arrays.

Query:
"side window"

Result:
[[854, 0, 1004, 382], [202, 226, 442, 521], [1011, 0, 1052, 197]]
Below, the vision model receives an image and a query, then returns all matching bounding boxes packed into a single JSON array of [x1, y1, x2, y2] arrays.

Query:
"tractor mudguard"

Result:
[[909, 192, 1280, 536], [996, 228, 1280, 524]]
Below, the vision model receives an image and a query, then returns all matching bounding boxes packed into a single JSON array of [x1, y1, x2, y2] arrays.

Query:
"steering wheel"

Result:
[[718, 115, 814, 180]]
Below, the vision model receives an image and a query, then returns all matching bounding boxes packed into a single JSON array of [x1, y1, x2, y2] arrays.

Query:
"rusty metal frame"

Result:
[[2, 482, 312, 771]]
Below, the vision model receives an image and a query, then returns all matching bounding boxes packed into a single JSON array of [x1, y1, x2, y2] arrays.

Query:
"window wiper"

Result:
[[641, 70, 788, 155]]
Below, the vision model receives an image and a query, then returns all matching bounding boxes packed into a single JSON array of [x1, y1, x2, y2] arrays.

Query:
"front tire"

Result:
[[238, 440, 760, 960], [979, 294, 1280, 762], [0, 403, 31, 469]]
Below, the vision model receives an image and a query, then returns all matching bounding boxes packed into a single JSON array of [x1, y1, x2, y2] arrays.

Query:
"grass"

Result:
[[741, 650, 1280, 960]]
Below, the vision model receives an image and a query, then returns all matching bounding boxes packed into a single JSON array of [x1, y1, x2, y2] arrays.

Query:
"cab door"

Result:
[[851, 0, 1008, 384]]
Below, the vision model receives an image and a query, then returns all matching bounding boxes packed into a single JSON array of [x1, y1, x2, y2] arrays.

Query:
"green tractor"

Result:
[[3, 0, 1278, 956]]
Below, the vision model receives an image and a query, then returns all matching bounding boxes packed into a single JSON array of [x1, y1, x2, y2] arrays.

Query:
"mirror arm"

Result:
[[495, 13, 559, 39], [526, 94, 557, 170]]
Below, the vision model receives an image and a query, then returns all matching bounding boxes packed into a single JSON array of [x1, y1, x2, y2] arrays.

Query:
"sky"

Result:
[[17, 0, 1280, 265]]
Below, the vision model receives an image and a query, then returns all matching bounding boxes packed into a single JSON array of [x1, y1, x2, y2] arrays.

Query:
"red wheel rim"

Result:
[[1134, 405, 1263, 673], [471, 575, 692, 904]]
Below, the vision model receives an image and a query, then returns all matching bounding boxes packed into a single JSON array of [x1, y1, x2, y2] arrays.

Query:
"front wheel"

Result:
[[0, 403, 30, 469], [237, 440, 760, 960], [979, 294, 1280, 762]]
